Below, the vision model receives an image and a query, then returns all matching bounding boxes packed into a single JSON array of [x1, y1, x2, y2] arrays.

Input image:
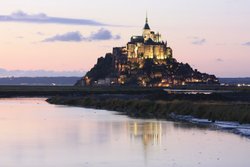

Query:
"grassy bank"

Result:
[[47, 96, 250, 124]]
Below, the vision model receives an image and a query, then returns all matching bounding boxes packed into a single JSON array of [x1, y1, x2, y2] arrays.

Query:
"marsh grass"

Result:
[[47, 96, 250, 124]]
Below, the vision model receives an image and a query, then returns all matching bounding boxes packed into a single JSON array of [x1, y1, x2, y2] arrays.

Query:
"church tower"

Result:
[[142, 13, 151, 41]]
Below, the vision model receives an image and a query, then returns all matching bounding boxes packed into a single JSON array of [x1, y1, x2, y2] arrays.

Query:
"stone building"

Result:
[[127, 15, 172, 62]]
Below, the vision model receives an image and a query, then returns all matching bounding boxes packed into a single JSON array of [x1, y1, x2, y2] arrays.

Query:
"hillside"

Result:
[[76, 54, 218, 87]]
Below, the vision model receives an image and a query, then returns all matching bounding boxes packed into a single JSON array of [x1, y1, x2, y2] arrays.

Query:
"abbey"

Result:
[[76, 15, 218, 87], [127, 15, 172, 61]]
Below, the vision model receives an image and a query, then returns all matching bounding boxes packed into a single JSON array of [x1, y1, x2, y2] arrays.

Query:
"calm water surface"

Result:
[[0, 98, 249, 167]]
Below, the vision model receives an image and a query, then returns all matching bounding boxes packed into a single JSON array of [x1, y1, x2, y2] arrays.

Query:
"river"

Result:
[[0, 98, 249, 167]]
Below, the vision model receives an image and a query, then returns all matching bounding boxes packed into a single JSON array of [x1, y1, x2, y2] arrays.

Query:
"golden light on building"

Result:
[[126, 15, 172, 63]]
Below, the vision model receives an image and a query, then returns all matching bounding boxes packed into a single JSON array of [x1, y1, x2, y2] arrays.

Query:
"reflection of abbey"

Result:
[[76, 15, 218, 87]]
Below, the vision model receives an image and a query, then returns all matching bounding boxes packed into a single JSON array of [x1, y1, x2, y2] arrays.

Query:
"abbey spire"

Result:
[[143, 13, 151, 41], [143, 13, 150, 30]]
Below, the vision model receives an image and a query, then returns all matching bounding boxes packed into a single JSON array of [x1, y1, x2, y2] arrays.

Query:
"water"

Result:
[[0, 98, 249, 167]]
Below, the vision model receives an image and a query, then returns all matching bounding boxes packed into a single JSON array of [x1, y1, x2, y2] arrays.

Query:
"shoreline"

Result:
[[46, 96, 250, 138], [170, 114, 250, 138], [46, 96, 250, 123], [0, 94, 249, 138], [0, 85, 249, 138]]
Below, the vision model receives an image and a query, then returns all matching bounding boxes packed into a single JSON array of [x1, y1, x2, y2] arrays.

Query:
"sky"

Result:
[[0, 0, 250, 77]]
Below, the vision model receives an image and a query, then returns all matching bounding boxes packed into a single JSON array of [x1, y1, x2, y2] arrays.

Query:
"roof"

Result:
[[129, 36, 144, 44], [144, 38, 165, 45], [144, 22, 150, 30]]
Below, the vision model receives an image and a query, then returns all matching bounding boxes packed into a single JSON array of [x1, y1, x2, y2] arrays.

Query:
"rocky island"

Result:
[[76, 16, 219, 87]]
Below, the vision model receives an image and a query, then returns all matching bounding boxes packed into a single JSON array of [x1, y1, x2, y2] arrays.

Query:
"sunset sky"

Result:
[[0, 0, 250, 77]]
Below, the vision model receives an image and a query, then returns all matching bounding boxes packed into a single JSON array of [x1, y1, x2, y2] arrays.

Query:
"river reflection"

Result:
[[0, 98, 250, 167], [128, 121, 163, 146]]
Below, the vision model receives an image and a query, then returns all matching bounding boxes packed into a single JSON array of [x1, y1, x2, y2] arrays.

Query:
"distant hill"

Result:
[[219, 78, 250, 85], [0, 68, 85, 77], [0, 77, 81, 86]]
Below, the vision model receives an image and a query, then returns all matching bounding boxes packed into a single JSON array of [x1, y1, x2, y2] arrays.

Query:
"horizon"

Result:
[[0, 0, 250, 77]]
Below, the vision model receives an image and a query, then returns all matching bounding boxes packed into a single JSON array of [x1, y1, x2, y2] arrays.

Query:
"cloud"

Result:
[[242, 42, 250, 46], [216, 58, 223, 62], [89, 28, 121, 40], [42, 31, 84, 42], [42, 28, 121, 42], [0, 10, 107, 26], [190, 37, 206, 45]]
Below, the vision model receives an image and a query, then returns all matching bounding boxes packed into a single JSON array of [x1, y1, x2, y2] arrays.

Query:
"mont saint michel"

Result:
[[1, 1, 250, 166], [76, 16, 219, 87]]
